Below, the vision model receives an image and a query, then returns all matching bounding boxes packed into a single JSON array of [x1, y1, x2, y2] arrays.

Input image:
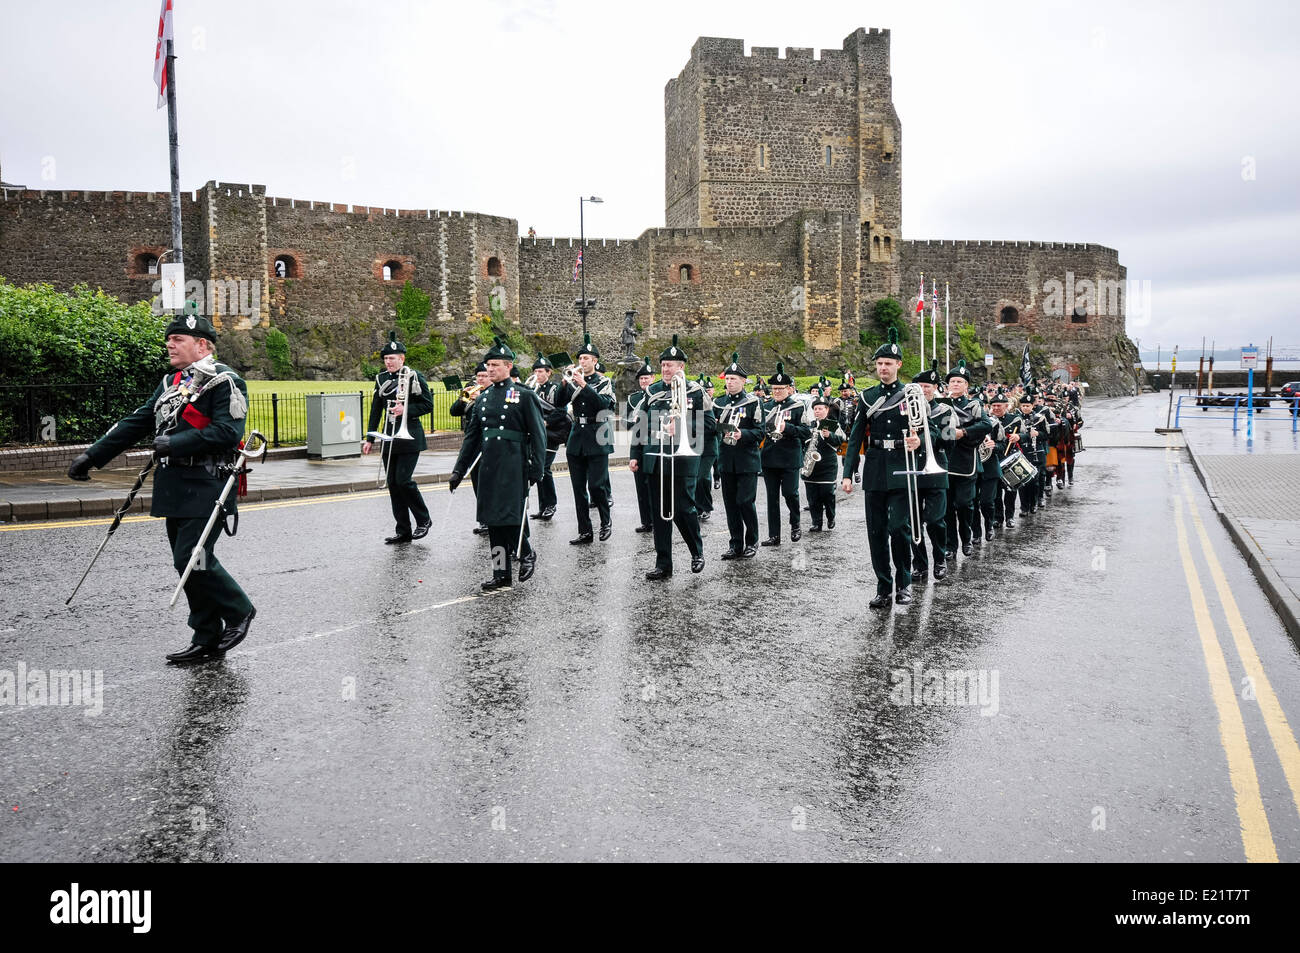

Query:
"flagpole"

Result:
[[165, 37, 183, 281], [918, 271, 925, 372], [931, 279, 937, 367], [944, 282, 950, 371]]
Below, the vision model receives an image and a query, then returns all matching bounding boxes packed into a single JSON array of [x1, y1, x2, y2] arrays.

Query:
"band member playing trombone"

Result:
[[362, 332, 433, 545], [760, 363, 811, 545], [628, 336, 713, 579], [907, 361, 951, 580], [842, 329, 919, 608], [66, 312, 257, 664], [526, 355, 567, 521], [714, 352, 763, 559], [625, 357, 656, 533], [449, 338, 546, 591], [554, 334, 616, 545], [942, 360, 993, 558]]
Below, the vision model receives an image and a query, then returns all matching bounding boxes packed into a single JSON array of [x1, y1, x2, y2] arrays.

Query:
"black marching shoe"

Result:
[[933, 561, 948, 580], [634, 524, 653, 533], [970, 536, 982, 550], [385, 533, 413, 545], [869, 593, 892, 610], [165, 642, 223, 664], [569, 532, 594, 545], [962, 541, 972, 556], [894, 587, 913, 605], [913, 564, 928, 580], [1005, 518, 1016, 528], [985, 527, 995, 542], [809, 524, 823, 533], [826, 516, 835, 529], [645, 566, 672, 580], [217, 607, 256, 652], [518, 552, 536, 582], [599, 523, 612, 541], [699, 511, 711, 523], [411, 520, 432, 540], [741, 546, 757, 559], [691, 555, 705, 574], [720, 547, 742, 561], [761, 537, 781, 547], [473, 524, 490, 535], [790, 527, 802, 542], [531, 506, 556, 521], [481, 575, 512, 592]]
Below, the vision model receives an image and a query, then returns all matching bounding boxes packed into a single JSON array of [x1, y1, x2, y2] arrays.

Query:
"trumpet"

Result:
[[460, 382, 484, 402], [563, 364, 584, 387], [719, 403, 744, 446], [894, 383, 947, 545]]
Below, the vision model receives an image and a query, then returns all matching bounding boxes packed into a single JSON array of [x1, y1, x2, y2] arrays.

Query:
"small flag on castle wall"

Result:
[[153, 0, 175, 109], [573, 248, 582, 282]]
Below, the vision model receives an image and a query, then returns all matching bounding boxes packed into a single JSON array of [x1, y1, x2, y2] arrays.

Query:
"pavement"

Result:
[[3, 394, 1300, 862]]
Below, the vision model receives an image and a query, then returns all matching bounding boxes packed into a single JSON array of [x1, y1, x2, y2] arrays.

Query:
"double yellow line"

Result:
[[1172, 464, 1300, 862]]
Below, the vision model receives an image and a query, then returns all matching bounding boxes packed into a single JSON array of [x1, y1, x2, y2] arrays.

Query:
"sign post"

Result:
[[1242, 345, 1258, 443]]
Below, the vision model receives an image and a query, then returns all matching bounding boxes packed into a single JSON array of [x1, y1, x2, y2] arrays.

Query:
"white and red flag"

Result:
[[915, 273, 925, 316], [573, 248, 582, 282], [153, 0, 175, 109]]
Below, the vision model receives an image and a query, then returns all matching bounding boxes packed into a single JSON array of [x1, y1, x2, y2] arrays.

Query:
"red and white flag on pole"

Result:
[[915, 272, 925, 316], [153, 0, 175, 109]]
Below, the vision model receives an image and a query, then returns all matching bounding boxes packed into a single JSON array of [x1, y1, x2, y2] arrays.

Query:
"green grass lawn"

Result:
[[245, 379, 460, 441]]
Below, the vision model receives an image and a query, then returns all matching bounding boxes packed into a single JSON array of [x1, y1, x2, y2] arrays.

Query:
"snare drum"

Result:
[[1000, 449, 1038, 491]]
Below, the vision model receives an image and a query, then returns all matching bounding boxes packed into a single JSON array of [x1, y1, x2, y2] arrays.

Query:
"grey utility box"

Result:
[[306, 393, 363, 458]]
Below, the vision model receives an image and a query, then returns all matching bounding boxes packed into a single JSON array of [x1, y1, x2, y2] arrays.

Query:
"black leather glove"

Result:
[[448, 471, 463, 493], [153, 433, 172, 455], [67, 452, 93, 482]]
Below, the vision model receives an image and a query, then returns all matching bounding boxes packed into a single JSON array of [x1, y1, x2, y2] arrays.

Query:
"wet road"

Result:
[[3, 395, 1300, 861]]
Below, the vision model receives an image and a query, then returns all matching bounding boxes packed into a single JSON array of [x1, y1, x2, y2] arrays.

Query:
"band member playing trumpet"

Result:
[[362, 332, 433, 545], [907, 361, 951, 580], [554, 334, 616, 545], [714, 353, 764, 559], [760, 363, 811, 545], [942, 360, 993, 558], [694, 373, 721, 523], [449, 338, 546, 590], [803, 397, 845, 533], [526, 355, 567, 521], [625, 357, 656, 533], [974, 391, 1011, 540], [842, 329, 920, 608], [450, 361, 492, 535], [628, 336, 713, 579]]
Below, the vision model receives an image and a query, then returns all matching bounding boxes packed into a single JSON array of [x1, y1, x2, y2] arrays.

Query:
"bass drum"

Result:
[[1000, 449, 1038, 491]]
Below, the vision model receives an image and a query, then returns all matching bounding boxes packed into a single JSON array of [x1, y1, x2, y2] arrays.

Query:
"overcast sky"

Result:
[[1, 0, 1296, 351]]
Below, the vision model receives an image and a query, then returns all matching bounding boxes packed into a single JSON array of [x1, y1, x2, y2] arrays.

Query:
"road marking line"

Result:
[[1172, 494, 1278, 862], [1181, 476, 1300, 822]]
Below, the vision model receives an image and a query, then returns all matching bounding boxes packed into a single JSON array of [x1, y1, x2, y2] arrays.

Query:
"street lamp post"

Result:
[[576, 195, 603, 336]]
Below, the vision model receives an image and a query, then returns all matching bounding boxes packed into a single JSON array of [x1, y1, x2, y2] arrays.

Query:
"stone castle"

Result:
[[0, 27, 1139, 393]]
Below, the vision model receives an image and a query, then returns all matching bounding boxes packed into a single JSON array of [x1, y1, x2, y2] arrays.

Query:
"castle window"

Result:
[[883, 236, 892, 259], [273, 254, 300, 279], [756, 144, 769, 170], [825, 145, 832, 167], [133, 253, 159, 275], [1071, 306, 1089, 324], [1000, 306, 1019, 325], [679, 264, 694, 282], [487, 256, 503, 277], [872, 236, 881, 259], [382, 260, 404, 281]]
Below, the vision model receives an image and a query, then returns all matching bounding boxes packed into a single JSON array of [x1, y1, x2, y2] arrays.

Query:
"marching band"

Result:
[[402, 326, 1085, 600]]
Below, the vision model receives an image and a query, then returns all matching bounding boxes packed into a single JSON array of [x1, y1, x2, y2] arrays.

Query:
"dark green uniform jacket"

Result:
[[533, 379, 569, 448], [368, 368, 433, 452], [88, 362, 248, 519], [759, 396, 811, 471], [713, 391, 764, 474], [453, 379, 547, 526], [556, 373, 616, 456], [629, 378, 715, 474], [981, 414, 1007, 481], [805, 418, 846, 483], [943, 395, 994, 478], [843, 379, 913, 491]]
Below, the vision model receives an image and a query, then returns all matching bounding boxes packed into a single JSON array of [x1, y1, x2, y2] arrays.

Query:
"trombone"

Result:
[[659, 371, 698, 521], [894, 383, 947, 545]]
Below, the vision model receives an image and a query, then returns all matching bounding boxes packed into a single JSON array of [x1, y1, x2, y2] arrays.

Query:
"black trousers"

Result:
[[384, 450, 430, 535], [633, 464, 653, 528], [973, 476, 999, 535], [695, 455, 717, 514], [762, 466, 801, 538], [945, 474, 977, 552], [568, 453, 611, 534], [537, 446, 559, 510], [166, 517, 254, 647], [486, 523, 533, 582], [720, 471, 759, 550], [910, 486, 947, 571], [805, 481, 837, 527], [646, 459, 703, 571], [865, 489, 913, 596]]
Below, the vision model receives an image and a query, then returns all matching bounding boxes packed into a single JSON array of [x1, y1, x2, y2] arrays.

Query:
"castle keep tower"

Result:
[[664, 26, 901, 252]]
